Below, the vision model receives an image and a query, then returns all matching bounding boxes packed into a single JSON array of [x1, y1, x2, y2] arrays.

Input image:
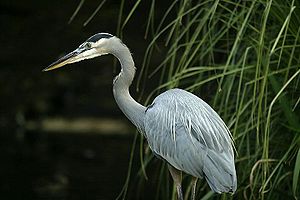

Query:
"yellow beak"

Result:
[[43, 50, 79, 72]]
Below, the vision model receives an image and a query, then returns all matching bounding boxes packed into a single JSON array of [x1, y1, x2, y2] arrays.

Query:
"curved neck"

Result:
[[111, 41, 146, 132]]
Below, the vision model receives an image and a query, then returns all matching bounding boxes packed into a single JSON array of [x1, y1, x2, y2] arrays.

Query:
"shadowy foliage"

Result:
[[116, 0, 300, 199]]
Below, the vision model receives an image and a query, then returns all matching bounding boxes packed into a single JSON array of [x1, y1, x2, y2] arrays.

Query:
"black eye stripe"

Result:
[[86, 33, 113, 43]]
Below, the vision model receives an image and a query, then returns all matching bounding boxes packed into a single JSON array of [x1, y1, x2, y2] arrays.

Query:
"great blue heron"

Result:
[[44, 33, 237, 200]]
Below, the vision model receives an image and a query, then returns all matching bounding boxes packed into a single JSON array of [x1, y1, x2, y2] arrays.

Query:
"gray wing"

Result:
[[144, 88, 237, 193]]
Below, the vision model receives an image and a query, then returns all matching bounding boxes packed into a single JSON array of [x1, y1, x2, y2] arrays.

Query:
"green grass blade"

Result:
[[293, 147, 300, 198]]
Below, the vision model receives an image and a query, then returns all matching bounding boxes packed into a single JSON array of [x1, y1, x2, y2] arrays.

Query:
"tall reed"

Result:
[[117, 0, 300, 199]]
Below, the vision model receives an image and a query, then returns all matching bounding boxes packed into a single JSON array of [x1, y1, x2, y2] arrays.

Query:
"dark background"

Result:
[[0, 1, 169, 199]]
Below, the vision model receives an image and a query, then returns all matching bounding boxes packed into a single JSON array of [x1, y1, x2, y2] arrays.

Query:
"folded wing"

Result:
[[144, 88, 237, 193]]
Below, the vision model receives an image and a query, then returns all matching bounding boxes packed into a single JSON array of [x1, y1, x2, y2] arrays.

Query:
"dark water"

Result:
[[1, 132, 135, 200], [0, 0, 170, 199]]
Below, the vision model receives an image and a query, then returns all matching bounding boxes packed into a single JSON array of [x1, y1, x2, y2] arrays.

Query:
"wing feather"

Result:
[[144, 88, 236, 193]]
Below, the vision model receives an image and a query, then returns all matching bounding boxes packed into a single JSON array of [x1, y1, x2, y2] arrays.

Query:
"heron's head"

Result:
[[43, 33, 118, 71]]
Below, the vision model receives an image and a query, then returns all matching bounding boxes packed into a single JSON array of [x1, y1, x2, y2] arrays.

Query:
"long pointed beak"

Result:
[[43, 50, 80, 72]]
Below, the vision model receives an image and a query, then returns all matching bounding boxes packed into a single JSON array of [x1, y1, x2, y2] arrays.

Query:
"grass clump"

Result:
[[117, 0, 300, 199]]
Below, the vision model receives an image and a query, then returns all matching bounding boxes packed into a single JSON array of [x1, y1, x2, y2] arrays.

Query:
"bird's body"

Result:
[[144, 88, 236, 193], [45, 33, 237, 199]]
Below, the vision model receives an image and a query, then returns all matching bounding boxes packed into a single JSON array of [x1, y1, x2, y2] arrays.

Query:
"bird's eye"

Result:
[[85, 42, 92, 48]]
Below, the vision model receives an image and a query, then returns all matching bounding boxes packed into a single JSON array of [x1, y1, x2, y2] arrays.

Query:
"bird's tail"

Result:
[[202, 150, 237, 193]]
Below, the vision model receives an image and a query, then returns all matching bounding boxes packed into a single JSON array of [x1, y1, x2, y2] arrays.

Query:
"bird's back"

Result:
[[144, 88, 237, 193]]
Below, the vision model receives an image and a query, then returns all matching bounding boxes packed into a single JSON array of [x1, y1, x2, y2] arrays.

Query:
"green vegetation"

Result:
[[117, 0, 300, 199]]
